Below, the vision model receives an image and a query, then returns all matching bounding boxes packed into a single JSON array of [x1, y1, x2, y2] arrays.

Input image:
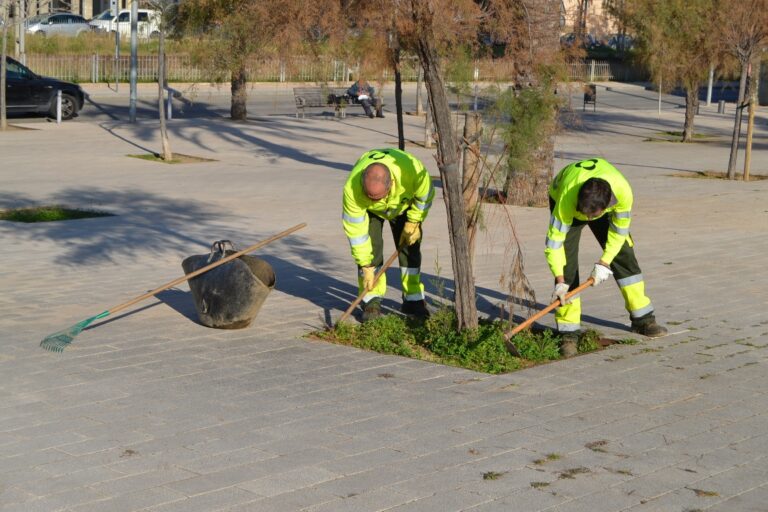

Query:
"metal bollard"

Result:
[[56, 90, 62, 124], [718, 100, 726, 114], [166, 89, 172, 120]]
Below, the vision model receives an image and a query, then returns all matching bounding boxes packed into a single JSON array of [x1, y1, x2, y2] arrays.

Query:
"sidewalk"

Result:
[[1, 83, 767, 512]]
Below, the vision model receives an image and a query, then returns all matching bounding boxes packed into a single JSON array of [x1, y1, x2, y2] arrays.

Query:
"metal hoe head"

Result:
[[39, 311, 110, 352]]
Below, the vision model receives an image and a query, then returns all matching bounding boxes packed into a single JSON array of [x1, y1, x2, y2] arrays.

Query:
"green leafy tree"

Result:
[[177, 0, 340, 120], [625, 0, 718, 142], [717, 0, 768, 179]]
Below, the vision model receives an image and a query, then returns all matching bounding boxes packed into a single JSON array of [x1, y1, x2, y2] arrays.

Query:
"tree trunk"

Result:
[[462, 112, 481, 268], [415, 65, 423, 115], [682, 87, 698, 142], [231, 65, 247, 121], [727, 61, 749, 179], [574, 0, 586, 46], [743, 59, 757, 181], [415, 26, 478, 330], [393, 47, 404, 150], [423, 100, 432, 149], [1, 0, 9, 131], [157, 30, 172, 161]]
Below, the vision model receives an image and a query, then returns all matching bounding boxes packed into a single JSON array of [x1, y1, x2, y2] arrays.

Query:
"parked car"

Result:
[[26, 13, 92, 37], [89, 9, 161, 39], [89, 9, 115, 24], [3, 56, 86, 120], [608, 34, 634, 51]]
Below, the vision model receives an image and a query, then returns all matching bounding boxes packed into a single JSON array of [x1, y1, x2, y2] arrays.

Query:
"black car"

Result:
[[4, 56, 86, 120]]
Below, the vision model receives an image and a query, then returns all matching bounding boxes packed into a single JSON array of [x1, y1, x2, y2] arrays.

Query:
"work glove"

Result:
[[399, 221, 421, 247], [552, 282, 571, 306], [590, 263, 613, 286], [361, 266, 376, 291]]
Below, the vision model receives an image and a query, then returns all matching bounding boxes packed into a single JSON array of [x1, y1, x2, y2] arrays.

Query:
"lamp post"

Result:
[[129, 0, 137, 122]]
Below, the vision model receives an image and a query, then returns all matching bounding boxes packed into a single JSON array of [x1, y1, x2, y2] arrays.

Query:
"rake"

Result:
[[336, 248, 400, 325], [40, 223, 307, 352], [503, 278, 595, 356]]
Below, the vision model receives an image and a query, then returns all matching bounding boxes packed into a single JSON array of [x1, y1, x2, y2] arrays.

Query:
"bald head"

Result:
[[362, 163, 391, 201]]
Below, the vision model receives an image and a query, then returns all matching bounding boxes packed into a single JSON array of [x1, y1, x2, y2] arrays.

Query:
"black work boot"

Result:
[[361, 299, 383, 322], [631, 316, 668, 338], [401, 299, 430, 319], [559, 331, 579, 358]]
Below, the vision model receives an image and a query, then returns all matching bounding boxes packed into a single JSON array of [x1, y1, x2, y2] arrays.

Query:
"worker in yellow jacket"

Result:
[[546, 158, 667, 357], [342, 148, 435, 321]]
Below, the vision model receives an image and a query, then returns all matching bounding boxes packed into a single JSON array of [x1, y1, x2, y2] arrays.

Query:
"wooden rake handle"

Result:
[[504, 278, 595, 340], [337, 248, 400, 325], [107, 223, 307, 316]]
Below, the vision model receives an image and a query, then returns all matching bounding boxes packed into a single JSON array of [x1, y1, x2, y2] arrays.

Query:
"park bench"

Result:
[[583, 83, 597, 111], [292, 86, 382, 119]]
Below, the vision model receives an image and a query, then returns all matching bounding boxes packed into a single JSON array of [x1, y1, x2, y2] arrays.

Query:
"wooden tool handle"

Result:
[[504, 278, 595, 339], [337, 248, 400, 325], [108, 223, 307, 316]]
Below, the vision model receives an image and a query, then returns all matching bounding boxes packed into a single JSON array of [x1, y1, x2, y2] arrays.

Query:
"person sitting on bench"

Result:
[[347, 78, 384, 119]]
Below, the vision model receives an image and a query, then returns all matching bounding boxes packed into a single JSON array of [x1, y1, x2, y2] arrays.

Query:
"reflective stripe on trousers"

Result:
[[358, 266, 425, 302], [555, 296, 582, 332], [618, 274, 653, 319]]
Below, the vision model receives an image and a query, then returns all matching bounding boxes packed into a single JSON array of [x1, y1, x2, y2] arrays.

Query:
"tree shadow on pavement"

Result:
[[0, 188, 252, 265], [104, 117, 354, 172]]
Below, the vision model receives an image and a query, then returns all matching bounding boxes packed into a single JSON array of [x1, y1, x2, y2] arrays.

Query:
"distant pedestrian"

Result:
[[346, 78, 385, 119], [546, 158, 667, 357]]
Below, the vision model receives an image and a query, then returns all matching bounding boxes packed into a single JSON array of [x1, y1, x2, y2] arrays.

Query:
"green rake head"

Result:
[[40, 311, 110, 352]]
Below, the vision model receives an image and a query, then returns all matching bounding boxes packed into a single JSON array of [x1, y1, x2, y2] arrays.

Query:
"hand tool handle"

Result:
[[337, 248, 400, 325], [108, 223, 307, 316], [504, 278, 595, 339]]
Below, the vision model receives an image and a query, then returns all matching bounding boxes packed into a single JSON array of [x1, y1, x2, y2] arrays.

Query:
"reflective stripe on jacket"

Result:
[[342, 148, 434, 266], [546, 158, 633, 277]]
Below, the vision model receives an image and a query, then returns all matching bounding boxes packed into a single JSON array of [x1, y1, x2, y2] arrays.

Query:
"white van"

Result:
[[89, 9, 160, 39]]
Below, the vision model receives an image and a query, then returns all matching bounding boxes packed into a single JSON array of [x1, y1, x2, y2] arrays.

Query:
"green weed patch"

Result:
[[309, 307, 624, 374], [0, 206, 113, 223], [312, 307, 613, 374]]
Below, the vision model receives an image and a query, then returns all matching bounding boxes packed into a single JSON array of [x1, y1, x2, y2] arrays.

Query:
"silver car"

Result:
[[26, 13, 92, 37]]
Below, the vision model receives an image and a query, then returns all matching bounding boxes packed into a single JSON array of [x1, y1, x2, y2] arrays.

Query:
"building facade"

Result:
[[27, 0, 134, 19], [560, 0, 618, 40]]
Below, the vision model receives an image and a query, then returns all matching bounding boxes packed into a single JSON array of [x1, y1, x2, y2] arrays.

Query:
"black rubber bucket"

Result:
[[182, 241, 276, 329]]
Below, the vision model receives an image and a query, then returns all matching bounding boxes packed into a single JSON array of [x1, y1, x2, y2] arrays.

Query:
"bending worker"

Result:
[[546, 157, 667, 357], [342, 148, 434, 321]]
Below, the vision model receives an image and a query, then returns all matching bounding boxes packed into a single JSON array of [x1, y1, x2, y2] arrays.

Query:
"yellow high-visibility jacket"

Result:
[[342, 149, 435, 266], [546, 158, 633, 277]]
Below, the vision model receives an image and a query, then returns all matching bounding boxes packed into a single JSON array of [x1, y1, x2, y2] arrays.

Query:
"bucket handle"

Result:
[[207, 240, 238, 263]]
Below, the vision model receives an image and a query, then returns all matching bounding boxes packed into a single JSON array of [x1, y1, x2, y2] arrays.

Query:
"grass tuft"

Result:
[[533, 453, 562, 465], [128, 153, 215, 164], [687, 487, 719, 498]]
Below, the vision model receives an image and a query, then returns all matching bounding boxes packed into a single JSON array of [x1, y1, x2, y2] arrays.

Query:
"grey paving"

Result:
[[1, 81, 767, 512]]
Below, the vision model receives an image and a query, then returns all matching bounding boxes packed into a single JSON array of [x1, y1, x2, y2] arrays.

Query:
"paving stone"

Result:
[[143, 487, 260, 512], [236, 466, 340, 497]]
